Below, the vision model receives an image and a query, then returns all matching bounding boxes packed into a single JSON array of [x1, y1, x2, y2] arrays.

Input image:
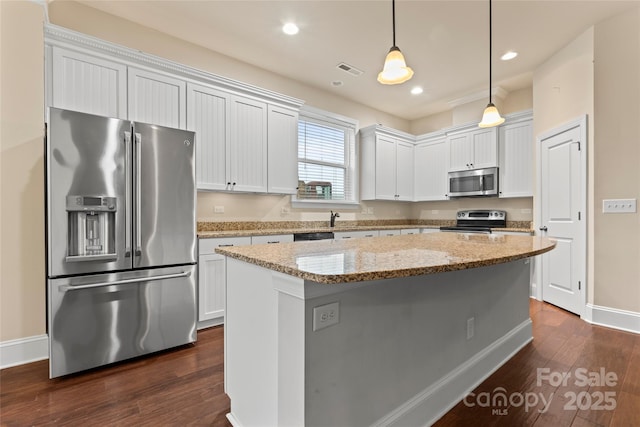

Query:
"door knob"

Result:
[[539, 226, 548, 231]]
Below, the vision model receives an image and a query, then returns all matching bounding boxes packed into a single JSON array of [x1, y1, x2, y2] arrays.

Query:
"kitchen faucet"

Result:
[[330, 211, 340, 227]]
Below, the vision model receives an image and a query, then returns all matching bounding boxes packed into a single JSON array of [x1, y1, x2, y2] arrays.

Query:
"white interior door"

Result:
[[539, 120, 586, 315]]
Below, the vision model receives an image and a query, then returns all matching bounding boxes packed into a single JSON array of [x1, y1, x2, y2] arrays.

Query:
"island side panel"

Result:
[[225, 258, 280, 426], [303, 259, 533, 427]]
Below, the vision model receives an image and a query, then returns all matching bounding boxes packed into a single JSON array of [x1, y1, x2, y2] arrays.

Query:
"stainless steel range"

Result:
[[439, 210, 507, 233], [46, 107, 197, 378]]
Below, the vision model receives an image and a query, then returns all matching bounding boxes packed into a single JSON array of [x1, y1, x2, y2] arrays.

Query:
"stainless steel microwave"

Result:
[[448, 167, 498, 197]]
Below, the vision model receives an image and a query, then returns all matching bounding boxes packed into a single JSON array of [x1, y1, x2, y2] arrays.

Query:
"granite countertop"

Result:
[[197, 222, 534, 238], [216, 232, 555, 284]]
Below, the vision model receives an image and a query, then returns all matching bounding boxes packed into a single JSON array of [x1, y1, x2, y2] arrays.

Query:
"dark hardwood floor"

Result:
[[1, 300, 638, 426]]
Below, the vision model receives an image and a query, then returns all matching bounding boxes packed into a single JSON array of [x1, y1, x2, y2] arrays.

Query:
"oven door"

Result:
[[448, 167, 498, 197]]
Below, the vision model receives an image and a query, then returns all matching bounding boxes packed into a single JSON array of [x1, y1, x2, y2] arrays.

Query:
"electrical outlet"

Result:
[[602, 199, 636, 213], [466, 317, 475, 340], [313, 302, 340, 331], [281, 207, 290, 214], [521, 208, 532, 214], [367, 207, 374, 214], [214, 206, 225, 214], [431, 210, 439, 214]]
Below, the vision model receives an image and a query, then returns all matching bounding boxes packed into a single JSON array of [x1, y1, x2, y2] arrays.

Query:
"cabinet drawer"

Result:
[[421, 228, 441, 234], [251, 234, 294, 245], [400, 228, 420, 235], [199, 236, 252, 254], [334, 230, 379, 239], [380, 229, 401, 237]]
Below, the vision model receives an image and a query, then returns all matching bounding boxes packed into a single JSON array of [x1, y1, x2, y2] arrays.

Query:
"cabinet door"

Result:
[[395, 141, 414, 201], [128, 67, 186, 129], [499, 120, 533, 198], [448, 133, 472, 171], [471, 127, 498, 169], [414, 139, 448, 201], [51, 46, 127, 118], [229, 96, 268, 192], [187, 83, 230, 191], [267, 106, 299, 194], [375, 135, 398, 200], [198, 253, 226, 324]]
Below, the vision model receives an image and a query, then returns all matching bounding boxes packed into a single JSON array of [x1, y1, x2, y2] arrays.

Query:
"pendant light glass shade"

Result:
[[478, 0, 504, 128], [377, 46, 414, 84], [479, 103, 505, 128], [378, 0, 413, 85]]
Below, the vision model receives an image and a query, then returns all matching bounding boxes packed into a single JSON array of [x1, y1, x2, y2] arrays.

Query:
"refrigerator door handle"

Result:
[[134, 132, 142, 257], [124, 131, 132, 258], [59, 271, 191, 292]]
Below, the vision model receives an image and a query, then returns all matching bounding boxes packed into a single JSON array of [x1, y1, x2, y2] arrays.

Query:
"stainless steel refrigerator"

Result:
[[46, 107, 197, 378]]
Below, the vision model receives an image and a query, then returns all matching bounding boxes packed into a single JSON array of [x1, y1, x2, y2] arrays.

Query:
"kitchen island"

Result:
[[217, 233, 555, 427]]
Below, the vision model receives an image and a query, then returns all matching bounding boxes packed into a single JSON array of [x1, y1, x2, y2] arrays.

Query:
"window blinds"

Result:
[[297, 118, 355, 201]]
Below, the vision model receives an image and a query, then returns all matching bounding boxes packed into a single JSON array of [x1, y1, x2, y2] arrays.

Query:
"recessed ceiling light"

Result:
[[411, 86, 423, 95], [501, 51, 518, 61], [282, 23, 299, 35], [331, 80, 343, 87]]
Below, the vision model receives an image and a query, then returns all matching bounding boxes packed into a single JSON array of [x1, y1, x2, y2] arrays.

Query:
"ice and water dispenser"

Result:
[[66, 196, 117, 262]]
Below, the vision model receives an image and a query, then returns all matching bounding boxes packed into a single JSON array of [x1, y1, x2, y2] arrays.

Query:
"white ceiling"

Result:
[[75, 0, 638, 120]]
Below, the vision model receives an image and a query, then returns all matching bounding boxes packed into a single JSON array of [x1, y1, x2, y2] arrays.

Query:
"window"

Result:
[[294, 106, 358, 207]]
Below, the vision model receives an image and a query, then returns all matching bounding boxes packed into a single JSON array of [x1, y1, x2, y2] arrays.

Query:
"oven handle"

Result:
[[58, 271, 191, 292]]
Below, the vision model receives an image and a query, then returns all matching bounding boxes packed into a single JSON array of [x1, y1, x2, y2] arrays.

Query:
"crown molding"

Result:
[[447, 86, 509, 109]]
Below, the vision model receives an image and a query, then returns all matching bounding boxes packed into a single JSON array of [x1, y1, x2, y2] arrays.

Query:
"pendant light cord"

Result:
[[488, 0, 493, 104], [392, 0, 396, 47]]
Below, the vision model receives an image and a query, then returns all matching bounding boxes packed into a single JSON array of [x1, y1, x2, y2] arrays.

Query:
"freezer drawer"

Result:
[[48, 265, 196, 378]]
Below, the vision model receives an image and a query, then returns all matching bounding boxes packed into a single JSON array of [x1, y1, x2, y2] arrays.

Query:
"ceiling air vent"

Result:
[[336, 62, 364, 77]]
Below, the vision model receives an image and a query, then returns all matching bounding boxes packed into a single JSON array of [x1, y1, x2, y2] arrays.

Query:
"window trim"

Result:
[[292, 106, 359, 209]]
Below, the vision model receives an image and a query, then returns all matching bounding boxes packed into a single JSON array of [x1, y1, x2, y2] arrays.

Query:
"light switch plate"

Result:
[[602, 199, 636, 213]]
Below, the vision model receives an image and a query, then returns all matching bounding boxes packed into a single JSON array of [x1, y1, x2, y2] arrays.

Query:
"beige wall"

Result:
[[593, 8, 640, 312], [0, 1, 46, 341]]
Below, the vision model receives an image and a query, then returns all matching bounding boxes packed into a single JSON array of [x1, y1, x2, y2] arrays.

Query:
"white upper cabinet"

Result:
[[50, 46, 127, 118], [229, 96, 268, 193], [361, 126, 415, 201], [499, 113, 533, 198], [267, 106, 299, 194], [187, 82, 230, 191], [448, 127, 498, 171], [414, 135, 448, 201], [128, 67, 186, 129]]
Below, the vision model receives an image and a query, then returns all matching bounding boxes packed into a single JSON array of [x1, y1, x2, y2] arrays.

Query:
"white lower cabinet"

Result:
[[198, 237, 251, 328]]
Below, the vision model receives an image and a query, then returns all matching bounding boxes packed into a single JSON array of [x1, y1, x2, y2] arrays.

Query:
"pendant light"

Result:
[[478, 0, 505, 128], [377, 0, 413, 85]]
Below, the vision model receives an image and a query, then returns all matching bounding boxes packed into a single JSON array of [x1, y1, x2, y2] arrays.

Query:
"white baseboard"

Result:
[[584, 304, 640, 334], [372, 319, 533, 427], [0, 334, 49, 370]]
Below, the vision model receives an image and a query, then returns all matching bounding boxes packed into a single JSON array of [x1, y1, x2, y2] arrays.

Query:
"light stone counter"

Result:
[[196, 220, 534, 238], [216, 232, 555, 284]]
